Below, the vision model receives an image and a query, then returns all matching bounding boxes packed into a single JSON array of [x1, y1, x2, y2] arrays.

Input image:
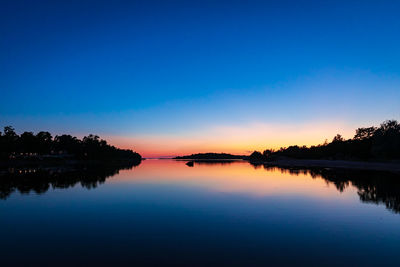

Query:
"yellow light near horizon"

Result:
[[105, 120, 356, 157]]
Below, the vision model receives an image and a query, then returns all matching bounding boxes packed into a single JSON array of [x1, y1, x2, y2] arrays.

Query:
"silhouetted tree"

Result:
[[18, 132, 37, 153], [354, 127, 377, 140], [255, 119, 400, 161], [54, 134, 81, 155], [0, 127, 142, 163], [36, 131, 53, 154], [248, 151, 265, 162], [263, 149, 274, 159], [332, 134, 344, 143], [371, 120, 400, 158], [1, 126, 18, 155]]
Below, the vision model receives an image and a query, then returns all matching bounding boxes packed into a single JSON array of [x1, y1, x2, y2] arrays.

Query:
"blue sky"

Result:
[[1, 0, 399, 156]]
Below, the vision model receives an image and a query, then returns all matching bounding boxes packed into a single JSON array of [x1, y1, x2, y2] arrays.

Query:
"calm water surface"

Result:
[[1, 160, 400, 266]]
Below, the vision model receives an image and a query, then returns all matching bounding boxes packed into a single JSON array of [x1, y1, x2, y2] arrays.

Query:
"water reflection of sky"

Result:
[[1, 160, 400, 266], [113, 160, 357, 199]]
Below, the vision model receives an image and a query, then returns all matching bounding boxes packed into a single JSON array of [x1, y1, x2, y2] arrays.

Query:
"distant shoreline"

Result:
[[173, 153, 247, 160]]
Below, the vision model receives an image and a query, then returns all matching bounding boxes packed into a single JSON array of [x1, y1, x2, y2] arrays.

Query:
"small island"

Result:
[[174, 153, 247, 160]]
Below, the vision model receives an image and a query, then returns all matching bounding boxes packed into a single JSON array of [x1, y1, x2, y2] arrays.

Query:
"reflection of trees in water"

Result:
[[317, 169, 400, 214], [3, 160, 399, 214], [0, 162, 140, 200], [252, 163, 400, 213]]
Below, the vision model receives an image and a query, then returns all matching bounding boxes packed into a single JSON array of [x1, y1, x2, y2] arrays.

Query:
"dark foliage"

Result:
[[0, 126, 141, 163], [250, 120, 400, 161], [248, 151, 265, 162]]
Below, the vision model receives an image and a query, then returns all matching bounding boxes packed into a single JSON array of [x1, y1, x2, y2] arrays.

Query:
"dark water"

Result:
[[1, 160, 400, 266]]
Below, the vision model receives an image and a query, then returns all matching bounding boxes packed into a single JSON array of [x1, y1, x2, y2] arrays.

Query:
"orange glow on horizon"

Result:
[[105, 121, 356, 157]]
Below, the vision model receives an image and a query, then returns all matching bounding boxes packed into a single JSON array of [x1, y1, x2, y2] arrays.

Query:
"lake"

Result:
[[1, 159, 400, 266]]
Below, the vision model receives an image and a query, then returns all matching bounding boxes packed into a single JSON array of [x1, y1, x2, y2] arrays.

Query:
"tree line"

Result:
[[249, 120, 400, 161], [0, 126, 141, 162]]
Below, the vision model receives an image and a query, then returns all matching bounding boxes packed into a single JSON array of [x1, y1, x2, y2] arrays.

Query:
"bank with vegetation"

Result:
[[0, 126, 142, 166], [248, 120, 400, 163]]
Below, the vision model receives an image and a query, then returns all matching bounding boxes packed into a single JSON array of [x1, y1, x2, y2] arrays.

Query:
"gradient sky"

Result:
[[1, 0, 400, 157]]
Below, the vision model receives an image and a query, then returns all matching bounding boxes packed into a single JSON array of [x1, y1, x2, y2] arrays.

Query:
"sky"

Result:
[[1, 0, 400, 157]]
